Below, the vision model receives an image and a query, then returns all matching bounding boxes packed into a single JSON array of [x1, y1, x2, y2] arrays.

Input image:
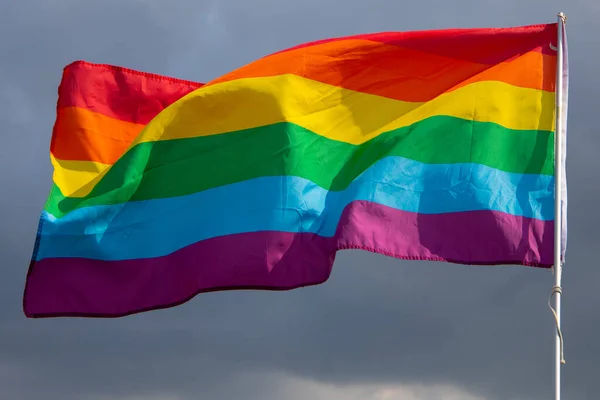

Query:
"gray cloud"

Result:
[[1, 0, 599, 399]]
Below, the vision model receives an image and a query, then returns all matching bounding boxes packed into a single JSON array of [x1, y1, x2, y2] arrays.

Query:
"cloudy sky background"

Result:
[[1, 0, 599, 399]]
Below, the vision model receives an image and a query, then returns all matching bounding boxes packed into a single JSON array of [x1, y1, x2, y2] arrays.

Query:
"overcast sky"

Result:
[[1, 1, 599, 399]]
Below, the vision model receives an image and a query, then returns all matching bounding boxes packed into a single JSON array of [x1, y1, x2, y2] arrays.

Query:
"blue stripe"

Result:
[[36, 156, 554, 261]]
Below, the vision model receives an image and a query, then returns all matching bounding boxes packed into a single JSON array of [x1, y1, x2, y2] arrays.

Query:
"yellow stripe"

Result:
[[134, 74, 555, 146], [51, 155, 110, 197], [54, 75, 555, 197]]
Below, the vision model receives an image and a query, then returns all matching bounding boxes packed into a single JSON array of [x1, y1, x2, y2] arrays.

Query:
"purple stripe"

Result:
[[24, 201, 553, 318]]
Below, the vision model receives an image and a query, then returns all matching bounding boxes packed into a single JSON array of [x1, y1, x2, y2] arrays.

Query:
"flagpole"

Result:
[[553, 11, 567, 400]]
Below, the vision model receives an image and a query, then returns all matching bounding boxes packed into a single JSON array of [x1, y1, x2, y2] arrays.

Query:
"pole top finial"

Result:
[[558, 12, 567, 23]]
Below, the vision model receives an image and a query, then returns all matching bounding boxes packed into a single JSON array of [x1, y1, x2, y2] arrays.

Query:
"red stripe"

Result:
[[274, 23, 557, 64], [57, 61, 203, 124]]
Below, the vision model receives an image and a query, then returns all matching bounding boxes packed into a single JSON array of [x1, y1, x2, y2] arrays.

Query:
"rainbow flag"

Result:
[[24, 23, 564, 318]]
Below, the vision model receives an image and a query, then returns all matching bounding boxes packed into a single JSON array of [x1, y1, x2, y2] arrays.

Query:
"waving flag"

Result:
[[24, 23, 562, 318]]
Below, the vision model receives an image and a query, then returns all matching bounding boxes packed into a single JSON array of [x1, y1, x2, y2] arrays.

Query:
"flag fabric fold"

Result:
[[25, 23, 561, 318]]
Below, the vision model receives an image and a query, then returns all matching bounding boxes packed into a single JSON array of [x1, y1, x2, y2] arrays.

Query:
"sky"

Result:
[[1, 0, 599, 399]]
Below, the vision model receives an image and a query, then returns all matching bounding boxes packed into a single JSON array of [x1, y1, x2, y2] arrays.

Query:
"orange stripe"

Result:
[[51, 107, 144, 164], [454, 51, 556, 92]]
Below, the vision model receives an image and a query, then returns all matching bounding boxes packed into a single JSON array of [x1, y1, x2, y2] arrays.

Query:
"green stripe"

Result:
[[46, 115, 554, 218]]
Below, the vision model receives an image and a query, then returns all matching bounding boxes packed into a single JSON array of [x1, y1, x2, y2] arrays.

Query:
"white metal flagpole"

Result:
[[552, 11, 568, 400]]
